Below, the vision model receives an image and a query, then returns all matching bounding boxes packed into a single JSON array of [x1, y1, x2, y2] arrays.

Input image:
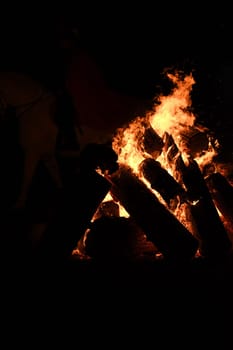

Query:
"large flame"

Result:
[[149, 72, 196, 138], [111, 70, 222, 235], [112, 70, 218, 176]]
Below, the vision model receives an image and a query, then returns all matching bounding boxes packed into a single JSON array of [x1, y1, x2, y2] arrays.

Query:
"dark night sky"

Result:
[[0, 5, 231, 92], [0, 5, 233, 143]]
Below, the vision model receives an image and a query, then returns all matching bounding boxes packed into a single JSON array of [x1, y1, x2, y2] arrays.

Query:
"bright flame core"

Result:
[[149, 72, 196, 139], [112, 116, 148, 175]]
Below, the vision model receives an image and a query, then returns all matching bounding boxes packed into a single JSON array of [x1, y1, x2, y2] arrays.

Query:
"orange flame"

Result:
[[149, 72, 196, 139], [112, 116, 148, 175], [113, 70, 218, 176], [111, 69, 223, 236]]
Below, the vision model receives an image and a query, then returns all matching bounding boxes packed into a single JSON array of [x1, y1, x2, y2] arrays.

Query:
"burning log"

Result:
[[110, 165, 199, 262], [205, 172, 233, 211], [142, 126, 164, 159], [205, 172, 233, 235], [178, 126, 209, 158], [139, 158, 186, 206], [163, 132, 180, 164], [176, 155, 208, 202], [178, 158, 232, 258]]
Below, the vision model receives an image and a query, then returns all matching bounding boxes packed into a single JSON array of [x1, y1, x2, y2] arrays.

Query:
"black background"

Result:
[[1, 4, 232, 134], [0, 4, 231, 93]]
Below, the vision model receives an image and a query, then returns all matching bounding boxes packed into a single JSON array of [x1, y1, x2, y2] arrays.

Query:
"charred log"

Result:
[[176, 156, 208, 202], [206, 172, 233, 210], [142, 127, 164, 159], [139, 158, 186, 205], [110, 165, 199, 262], [180, 158, 232, 257], [206, 172, 233, 231], [179, 126, 209, 158]]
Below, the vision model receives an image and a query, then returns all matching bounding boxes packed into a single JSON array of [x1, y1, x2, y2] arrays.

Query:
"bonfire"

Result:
[[74, 69, 233, 262]]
